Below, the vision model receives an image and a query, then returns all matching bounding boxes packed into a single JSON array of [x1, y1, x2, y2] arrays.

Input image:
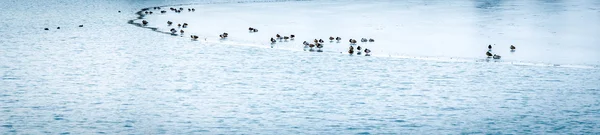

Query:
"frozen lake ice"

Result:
[[140, 0, 600, 66], [1, 0, 600, 134]]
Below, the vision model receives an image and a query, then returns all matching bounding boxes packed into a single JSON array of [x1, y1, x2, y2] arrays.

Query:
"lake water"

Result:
[[1, 0, 599, 134]]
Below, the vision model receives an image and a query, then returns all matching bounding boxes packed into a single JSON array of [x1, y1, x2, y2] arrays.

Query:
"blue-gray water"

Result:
[[1, 0, 600, 134]]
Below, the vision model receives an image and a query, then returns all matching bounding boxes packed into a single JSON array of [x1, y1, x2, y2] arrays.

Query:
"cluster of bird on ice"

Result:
[[139, 6, 518, 58]]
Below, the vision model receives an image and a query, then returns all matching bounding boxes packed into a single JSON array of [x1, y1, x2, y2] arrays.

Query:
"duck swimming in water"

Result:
[[486, 51, 492, 57], [488, 44, 492, 50], [510, 45, 516, 50]]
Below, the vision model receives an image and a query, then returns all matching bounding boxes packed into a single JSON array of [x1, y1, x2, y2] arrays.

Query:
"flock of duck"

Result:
[[135, 6, 517, 59], [43, 25, 84, 30], [139, 6, 376, 56], [486, 44, 517, 59]]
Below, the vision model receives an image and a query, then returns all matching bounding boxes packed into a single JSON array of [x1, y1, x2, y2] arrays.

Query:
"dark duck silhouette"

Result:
[[364, 48, 371, 56], [191, 35, 199, 40]]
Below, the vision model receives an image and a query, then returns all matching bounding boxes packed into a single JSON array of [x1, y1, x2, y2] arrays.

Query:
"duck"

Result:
[[170, 28, 177, 34], [191, 35, 199, 40], [510, 45, 516, 50], [336, 37, 341, 41], [318, 39, 324, 43], [270, 37, 276, 43], [493, 54, 501, 59], [142, 20, 148, 25], [361, 38, 368, 42], [369, 38, 375, 42], [316, 43, 324, 52], [276, 34, 281, 39], [488, 44, 492, 50], [290, 35, 295, 40], [78, 25, 83, 27], [364, 48, 371, 56], [179, 30, 184, 34], [329, 36, 334, 41], [167, 21, 172, 26], [486, 51, 492, 57]]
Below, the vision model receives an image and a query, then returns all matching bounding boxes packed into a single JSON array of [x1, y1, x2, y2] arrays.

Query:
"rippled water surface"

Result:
[[1, 0, 600, 134]]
